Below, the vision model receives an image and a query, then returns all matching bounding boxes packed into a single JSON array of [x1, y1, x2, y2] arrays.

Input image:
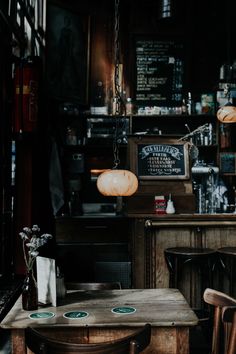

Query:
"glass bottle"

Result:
[[126, 98, 133, 115], [166, 194, 175, 214], [22, 270, 38, 311]]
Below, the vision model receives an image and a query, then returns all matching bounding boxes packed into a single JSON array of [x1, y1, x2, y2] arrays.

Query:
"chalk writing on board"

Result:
[[138, 143, 187, 179], [135, 38, 184, 106]]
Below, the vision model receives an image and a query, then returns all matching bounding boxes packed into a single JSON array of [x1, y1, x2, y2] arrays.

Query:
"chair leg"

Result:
[[229, 258, 234, 297], [212, 307, 223, 354], [226, 313, 236, 354]]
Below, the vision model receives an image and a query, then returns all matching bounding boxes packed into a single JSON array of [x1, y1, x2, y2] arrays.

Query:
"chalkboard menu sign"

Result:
[[135, 38, 184, 106], [220, 153, 236, 175], [129, 137, 190, 180]]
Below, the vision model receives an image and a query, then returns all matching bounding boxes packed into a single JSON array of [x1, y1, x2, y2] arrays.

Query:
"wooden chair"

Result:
[[203, 288, 236, 354], [164, 247, 216, 308], [222, 306, 236, 354], [65, 282, 122, 290], [25, 323, 151, 354], [217, 247, 236, 297]]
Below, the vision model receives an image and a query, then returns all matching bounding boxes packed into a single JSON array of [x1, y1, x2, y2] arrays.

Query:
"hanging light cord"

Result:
[[113, 138, 120, 168], [96, 0, 138, 197]]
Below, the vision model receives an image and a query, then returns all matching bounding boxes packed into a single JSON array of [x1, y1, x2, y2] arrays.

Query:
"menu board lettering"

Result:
[[135, 38, 184, 106], [137, 143, 189, 179]]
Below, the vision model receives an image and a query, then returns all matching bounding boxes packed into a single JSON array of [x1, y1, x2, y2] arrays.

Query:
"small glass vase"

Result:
[[22, 270, 38, 311]]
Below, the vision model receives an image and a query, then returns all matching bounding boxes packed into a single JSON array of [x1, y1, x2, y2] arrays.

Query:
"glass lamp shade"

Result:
[[217, 105, 236, 123], [97, 169, 138, 196]]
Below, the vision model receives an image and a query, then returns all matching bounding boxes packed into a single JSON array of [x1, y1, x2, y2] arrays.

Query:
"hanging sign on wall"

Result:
[[134, 37, 184, 107], [129, 137, 190, 180]]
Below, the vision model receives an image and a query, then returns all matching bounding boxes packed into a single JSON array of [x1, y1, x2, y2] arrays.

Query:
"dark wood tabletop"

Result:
[[1, 288, 198, 328], [0, 288, 198, 354]]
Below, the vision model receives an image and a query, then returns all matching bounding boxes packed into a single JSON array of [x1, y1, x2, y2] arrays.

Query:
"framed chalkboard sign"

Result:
[[134, 37, 184, 107], [220, 152, 236, 175], [128, 137, 190, 180]]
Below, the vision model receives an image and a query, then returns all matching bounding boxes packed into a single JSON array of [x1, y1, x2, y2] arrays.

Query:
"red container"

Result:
[[154, 196, 166, 214]]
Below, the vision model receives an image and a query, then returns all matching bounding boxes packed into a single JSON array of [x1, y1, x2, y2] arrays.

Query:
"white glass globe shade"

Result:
[[217, 105, 236, 123], [97, 169, 138, 196]]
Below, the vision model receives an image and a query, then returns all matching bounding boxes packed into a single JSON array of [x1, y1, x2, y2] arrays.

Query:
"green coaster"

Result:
[[111, 307, 136, 314], [63, 311, 89, 319], [29, 311, 55, 319]]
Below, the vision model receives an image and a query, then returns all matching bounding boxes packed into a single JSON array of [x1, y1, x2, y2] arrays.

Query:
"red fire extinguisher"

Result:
[[13, 56, 41, 133]]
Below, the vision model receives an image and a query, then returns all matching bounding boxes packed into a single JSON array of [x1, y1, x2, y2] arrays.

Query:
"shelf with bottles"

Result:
[[64, 111, 220, 146], [129, 114, 218, 144]]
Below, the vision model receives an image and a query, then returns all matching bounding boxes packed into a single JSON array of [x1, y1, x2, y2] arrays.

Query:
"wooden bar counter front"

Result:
[[129, 214, 236, 305], [0, 289, 198, 354]]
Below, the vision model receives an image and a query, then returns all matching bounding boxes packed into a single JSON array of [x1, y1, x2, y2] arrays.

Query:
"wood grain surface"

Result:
[[1, 288, 198, 354]]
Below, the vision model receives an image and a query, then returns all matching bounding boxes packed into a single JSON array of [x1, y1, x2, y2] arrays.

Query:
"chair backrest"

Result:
[[203, 288, 236, 354], [65, 282, 122, 290], [222, 306, 236, 354], [25, 323, 151, 354]]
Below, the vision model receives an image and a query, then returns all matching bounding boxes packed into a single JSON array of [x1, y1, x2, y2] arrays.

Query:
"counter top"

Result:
[[56, 213, 125, 219], [57, 213, 236, 222], [126, 213, 236, 226], [55, 212, 236, 227]]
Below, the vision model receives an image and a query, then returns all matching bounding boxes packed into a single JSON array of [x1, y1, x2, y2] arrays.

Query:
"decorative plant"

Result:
[[19, 225, 52, 274]]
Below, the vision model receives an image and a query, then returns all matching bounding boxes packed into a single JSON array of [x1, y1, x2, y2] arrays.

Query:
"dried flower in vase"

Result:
[[19, 224, 52, 274]]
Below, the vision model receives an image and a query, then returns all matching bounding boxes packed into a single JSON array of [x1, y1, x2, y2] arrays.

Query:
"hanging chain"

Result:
[[113, 0, 121, 168], [114, 0, 120, 112]]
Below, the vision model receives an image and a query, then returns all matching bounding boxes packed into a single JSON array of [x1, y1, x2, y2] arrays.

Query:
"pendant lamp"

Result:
[[96, 0, 138, 197], [97, 169, 138, 197], [217, 83, 236, 122], [217, 104, 236, 123], [216, 9, 236, 123], [217, 84, 236, 123]]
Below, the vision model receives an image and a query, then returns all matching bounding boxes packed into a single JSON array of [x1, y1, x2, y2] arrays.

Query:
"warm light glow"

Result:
[[217, 105, 236, 123], [90, 169, 109, 176], [97, 169, 138, 196]]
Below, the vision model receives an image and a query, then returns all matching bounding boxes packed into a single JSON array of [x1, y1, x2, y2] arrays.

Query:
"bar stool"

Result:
[[217, 247, 236, 297], [164, 247, 217, 308]]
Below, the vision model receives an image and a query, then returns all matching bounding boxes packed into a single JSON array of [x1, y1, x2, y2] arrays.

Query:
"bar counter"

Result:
[[127, 213, 236, 225], [129, 213, 236, 305]]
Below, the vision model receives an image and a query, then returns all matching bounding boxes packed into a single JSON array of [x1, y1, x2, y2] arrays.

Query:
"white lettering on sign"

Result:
[[140, 144, 183, 160]]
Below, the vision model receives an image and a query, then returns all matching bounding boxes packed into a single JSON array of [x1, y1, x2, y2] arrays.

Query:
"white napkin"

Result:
[[36, 256, 57, 306]]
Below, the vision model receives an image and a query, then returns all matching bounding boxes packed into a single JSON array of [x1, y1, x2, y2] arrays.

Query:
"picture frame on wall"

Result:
[[128, 136, 190, 180], [46, 4, 90, 104]]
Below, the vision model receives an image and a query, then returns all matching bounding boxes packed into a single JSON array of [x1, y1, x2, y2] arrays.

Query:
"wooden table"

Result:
[[0, 288, 198, 354]]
